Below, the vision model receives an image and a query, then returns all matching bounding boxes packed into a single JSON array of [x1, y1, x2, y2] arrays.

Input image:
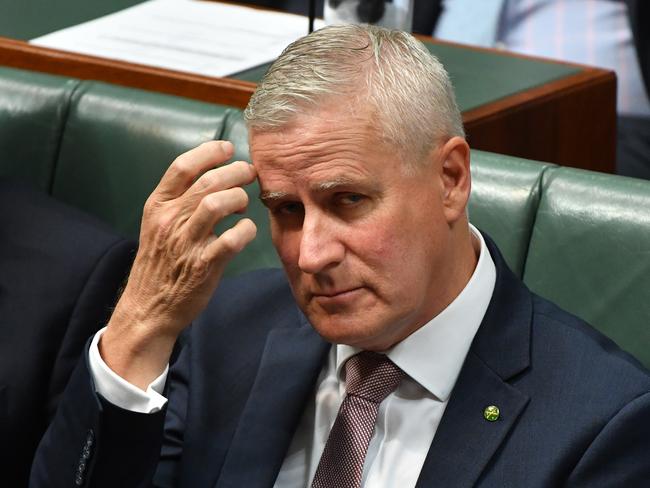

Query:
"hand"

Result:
[[101, 141, 257, 389]]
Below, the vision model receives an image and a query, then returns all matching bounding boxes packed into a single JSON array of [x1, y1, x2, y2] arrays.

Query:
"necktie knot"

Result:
[[344, 351, 404, 404]]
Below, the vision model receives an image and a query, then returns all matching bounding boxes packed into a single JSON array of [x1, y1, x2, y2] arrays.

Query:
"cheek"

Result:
[[359, 212, 441, 284], [270, 222, 304, 276], [349, 223, 408, 271]]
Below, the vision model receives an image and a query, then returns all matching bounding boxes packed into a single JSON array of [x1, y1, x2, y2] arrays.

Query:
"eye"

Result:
[[274, 201, 304, 216], [337, 193, 366, 206]]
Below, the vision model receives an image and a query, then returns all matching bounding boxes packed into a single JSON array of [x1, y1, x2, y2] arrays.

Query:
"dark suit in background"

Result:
[[31, 237, 650, 487], [617, 0, 650, 178], [0, 181, 136, 487]]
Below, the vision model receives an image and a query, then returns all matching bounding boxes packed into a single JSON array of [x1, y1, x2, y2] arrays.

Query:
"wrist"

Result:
[[100, 305, 178, 391]]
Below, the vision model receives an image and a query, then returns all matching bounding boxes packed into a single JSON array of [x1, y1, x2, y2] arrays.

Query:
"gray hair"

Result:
[[244, 24, 465, 167]]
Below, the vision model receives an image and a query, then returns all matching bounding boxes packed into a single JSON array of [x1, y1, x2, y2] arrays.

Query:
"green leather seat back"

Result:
[[469, 150, 554, 277], [524, 167, 650, 368], [51, 82, 231, 238], [0, 67, 79, 191], [219, 111, 281, 277]]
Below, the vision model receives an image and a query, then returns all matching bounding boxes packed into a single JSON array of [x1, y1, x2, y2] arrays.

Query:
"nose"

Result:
[[298, 210, 345, 274]]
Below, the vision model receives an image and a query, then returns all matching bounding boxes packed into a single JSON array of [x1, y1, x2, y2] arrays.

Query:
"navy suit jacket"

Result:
[[31, 237, 650, 487], [0, 181, 136, 487]]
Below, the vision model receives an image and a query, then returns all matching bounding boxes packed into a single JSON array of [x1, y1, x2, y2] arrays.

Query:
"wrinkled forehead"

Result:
[[248, 98, 382, 156], [249, 109, 410, 198]]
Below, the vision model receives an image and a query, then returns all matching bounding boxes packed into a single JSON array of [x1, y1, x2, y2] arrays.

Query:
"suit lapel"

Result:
[[215, 319, 329, 488], [417, 235, 533, 487], [415, 353, 529, 487]]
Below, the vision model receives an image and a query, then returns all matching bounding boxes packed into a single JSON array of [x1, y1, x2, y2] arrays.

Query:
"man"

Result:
[[31, 25, 650, 487]]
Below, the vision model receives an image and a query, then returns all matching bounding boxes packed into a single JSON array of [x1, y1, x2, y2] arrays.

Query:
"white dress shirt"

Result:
[[89, 225, 496, 487]]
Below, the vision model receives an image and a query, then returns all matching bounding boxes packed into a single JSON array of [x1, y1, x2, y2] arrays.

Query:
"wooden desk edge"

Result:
[[1, 36, 613, 115], [464, 67, 615, 126], [0, 36, 256, 108]]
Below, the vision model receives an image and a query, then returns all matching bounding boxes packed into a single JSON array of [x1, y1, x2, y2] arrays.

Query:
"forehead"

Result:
[[250, 105, 400, 189]]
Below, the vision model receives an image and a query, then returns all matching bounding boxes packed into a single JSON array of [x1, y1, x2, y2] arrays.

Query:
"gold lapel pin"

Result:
[[484, 405, 500, 422]]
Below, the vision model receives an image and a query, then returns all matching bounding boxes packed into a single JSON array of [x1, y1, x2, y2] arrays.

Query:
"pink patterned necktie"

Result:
[[311, 351, 405, 488]]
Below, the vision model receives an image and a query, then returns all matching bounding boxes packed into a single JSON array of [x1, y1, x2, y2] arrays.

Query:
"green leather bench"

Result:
[[1, 65, 648, 369]]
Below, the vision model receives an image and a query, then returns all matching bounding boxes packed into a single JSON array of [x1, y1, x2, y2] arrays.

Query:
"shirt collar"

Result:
[[335, 225, 496, 401]]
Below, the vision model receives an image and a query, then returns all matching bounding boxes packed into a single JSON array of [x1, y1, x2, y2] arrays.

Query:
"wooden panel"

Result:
[[464, 68, 616, 172], [417, 37, 617, 172]]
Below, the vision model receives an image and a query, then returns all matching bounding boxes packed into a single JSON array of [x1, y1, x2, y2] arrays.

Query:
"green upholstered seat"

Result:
[[1, 66, 648, 367], [0, 67, 79, 191], [469, 150, 554, 277], [51, 81, 231, 238], [524, 168, 650, 368], [48, 83, 278, 277]]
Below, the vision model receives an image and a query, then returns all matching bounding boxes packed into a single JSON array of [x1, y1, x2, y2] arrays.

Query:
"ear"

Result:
[[439, 136, 471, 224]]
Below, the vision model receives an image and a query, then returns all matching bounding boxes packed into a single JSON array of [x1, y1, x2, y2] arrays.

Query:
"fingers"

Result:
[[203, 218, 257, 266], [185, 187, 250, 240], [186, 160, 256, 202], [156, 141, 235, 200], [104, 142, 258, 370]]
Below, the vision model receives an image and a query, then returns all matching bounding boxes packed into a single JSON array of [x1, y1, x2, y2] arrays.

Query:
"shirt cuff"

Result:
[[88, 327, 169, 413]]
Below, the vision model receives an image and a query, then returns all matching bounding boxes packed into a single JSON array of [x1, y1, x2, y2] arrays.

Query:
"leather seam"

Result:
[[520, 165, 557, 280], [216, 108, 237, 141], [47, 79, 84, 195]]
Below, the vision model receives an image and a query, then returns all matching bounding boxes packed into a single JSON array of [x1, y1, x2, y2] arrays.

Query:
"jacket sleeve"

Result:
[[567, 390, 650, 486], [30, 329, 192, 488], [30, 347, 168, 488]]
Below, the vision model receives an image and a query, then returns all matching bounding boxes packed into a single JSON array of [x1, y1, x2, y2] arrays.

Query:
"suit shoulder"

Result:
[[0, 180, 131, 251], [187, 268, 304, 376], [212, 268, 292, 306], [530, 294, 650, 394], [195, 268, 299, 334]]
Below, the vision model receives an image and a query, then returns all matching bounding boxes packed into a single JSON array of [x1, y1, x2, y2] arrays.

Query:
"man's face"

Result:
[[251, 106, 467, 351]]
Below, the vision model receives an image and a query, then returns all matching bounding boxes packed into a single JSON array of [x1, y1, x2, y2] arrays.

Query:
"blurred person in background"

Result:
[[426, 0, 650, 179]]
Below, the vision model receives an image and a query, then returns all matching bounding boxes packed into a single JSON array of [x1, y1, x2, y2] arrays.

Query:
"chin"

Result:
[[308, 314, 392, 350], [309, 313, 361, 345]]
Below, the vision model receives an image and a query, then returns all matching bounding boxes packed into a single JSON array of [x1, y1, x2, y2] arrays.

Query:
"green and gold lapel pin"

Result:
[[483, 405, 500, 422]]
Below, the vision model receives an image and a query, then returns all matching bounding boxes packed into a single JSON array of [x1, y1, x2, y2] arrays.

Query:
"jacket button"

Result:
[[85, 429, 95, 448]]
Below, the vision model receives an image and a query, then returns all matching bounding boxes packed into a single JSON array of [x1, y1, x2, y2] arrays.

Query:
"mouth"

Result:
[[310, 287, 366, 307]]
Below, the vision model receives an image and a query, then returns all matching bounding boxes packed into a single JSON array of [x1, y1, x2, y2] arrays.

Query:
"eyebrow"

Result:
[[259, 176, 364, 204], [314, 177, 357, 191], [259, 177, 359, 202], [259, 190, 288, 202]]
